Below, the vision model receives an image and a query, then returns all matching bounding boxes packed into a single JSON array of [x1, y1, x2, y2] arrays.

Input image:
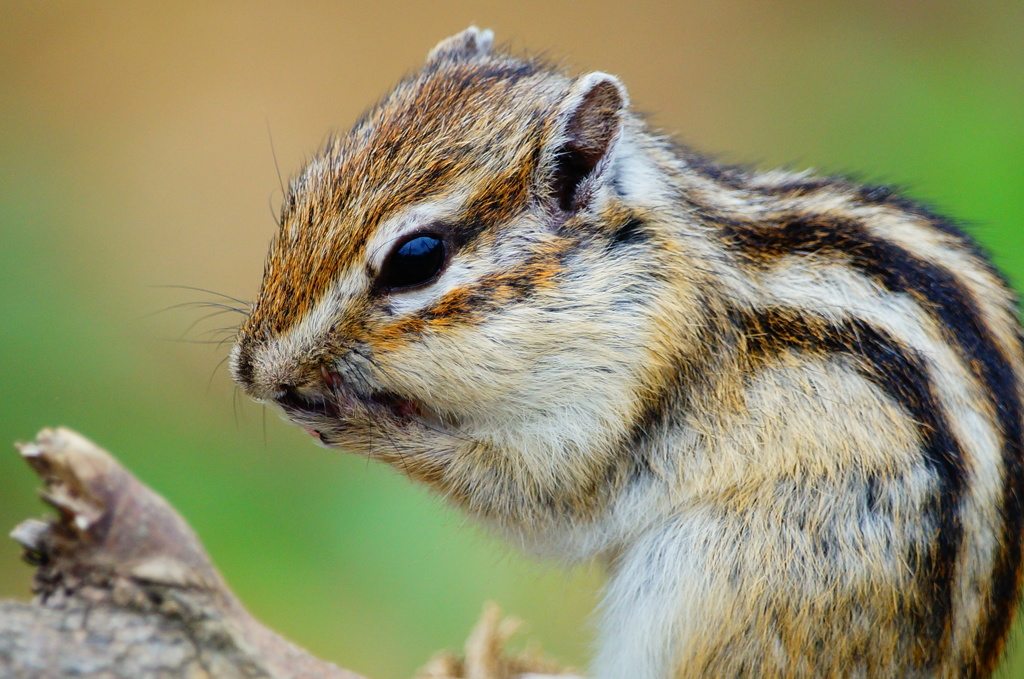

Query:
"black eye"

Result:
[[378, 234, 447, 290]]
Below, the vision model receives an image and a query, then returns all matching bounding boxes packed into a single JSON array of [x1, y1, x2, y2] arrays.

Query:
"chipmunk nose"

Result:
[[230, 339, 347, 406], [229, 341, 300, 402]]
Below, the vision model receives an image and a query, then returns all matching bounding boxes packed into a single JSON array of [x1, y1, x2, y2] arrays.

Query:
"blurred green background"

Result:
[[1, 1, 1021, 677]]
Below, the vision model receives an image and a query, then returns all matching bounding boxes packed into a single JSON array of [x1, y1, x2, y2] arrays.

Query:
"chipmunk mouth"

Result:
[[367, 391, 425, 419], [275, 387, 342, 419], [273, 381, 429, 441]]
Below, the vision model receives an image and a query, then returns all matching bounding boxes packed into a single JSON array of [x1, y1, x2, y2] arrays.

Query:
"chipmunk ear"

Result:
[[546, 72, 628, 213], [426, 26, 494, 65]]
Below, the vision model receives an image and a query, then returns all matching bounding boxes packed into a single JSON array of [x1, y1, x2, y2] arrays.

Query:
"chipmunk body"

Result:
[[232, 29, 1024, 678]]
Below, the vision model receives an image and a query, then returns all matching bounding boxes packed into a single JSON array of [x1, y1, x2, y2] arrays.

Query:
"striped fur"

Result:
[[232, 28, 1024, 678]]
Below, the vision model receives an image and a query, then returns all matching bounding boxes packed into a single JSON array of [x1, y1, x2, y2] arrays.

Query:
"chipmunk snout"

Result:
[[230, 341, 343, 407]]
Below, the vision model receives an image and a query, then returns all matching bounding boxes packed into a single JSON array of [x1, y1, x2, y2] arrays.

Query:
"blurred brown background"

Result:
[[2, 2, 1022, 677]]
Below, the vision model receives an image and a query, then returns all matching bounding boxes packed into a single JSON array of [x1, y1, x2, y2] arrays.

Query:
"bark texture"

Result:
[[0, 428, 363, 679]]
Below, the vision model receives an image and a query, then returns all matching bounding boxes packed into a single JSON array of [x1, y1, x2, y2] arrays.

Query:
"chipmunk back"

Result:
[[232, 28, 1024, 678]]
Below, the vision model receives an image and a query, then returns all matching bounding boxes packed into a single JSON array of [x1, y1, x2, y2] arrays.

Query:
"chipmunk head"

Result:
[[231, 28, 698, 534]]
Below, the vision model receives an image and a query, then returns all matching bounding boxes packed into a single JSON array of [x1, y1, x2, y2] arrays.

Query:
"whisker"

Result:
[[151, 300, 249, 316], [262, 402, 268, 452], [266, 117, 286, 198], [152, 284, 251, 306], [177, 309, 246, 340], [164, 338, 237, 346], [196, 326, 241, 341], [207, 353, 232, 393], [346, 369, 411, 474], [232, 383, 242, 430]]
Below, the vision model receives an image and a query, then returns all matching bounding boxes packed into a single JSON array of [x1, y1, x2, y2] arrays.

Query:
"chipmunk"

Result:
[[230, 28, 1024, 678]]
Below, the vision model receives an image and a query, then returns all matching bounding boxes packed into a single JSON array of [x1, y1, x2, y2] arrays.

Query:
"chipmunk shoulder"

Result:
[[232, 27, 1024, 678]]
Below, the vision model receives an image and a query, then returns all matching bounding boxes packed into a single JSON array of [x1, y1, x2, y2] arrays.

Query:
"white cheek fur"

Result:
[[386, 258, 479, 316]]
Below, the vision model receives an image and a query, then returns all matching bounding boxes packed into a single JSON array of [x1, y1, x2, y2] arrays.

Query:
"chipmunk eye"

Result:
[[379, 233, 447, 290]]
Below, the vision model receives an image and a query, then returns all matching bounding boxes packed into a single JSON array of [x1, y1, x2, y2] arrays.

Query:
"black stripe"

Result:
[[616, 298, 725, 468], [722, 215, 1013, 448], [736, 307, 965, 662], [721, 213, 1024, 667], [750, 176, 838, 199], [740, 173, 1010, 288], [608, 216, 649, 247], [854, 183, 980, 247], [977, 361, 1024, 670], [853, 184, 1014, 294]]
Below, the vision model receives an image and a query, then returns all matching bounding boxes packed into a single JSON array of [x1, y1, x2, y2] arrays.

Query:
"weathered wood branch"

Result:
[[0, 428, 365, 678], [0, 428, 575, 679]]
